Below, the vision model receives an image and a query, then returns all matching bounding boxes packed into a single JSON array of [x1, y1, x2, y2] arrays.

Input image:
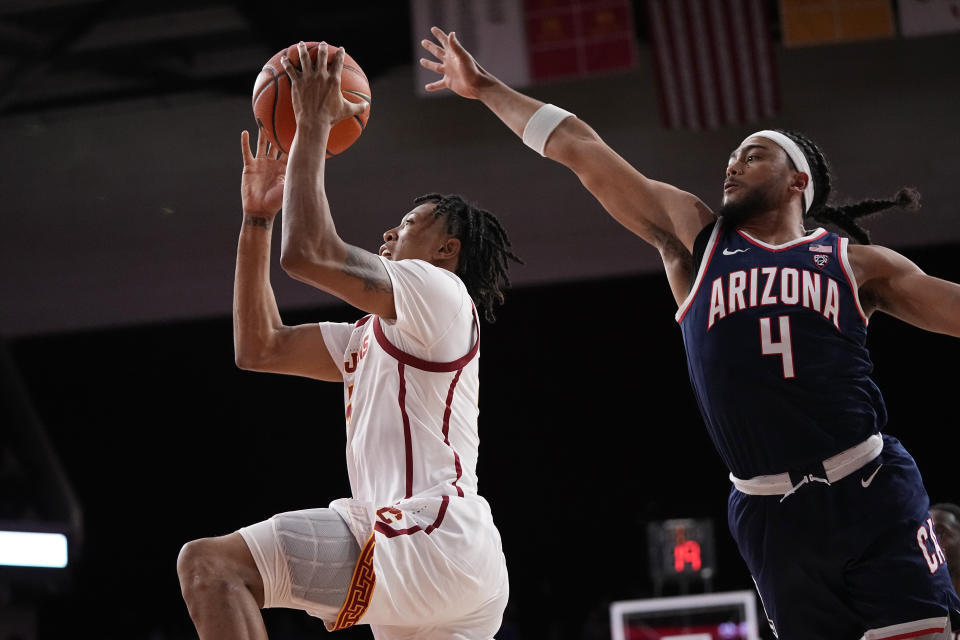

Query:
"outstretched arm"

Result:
[[277, 43, 395, 319], [420, 27, 714, 303], [852, 244, 960, 337], [233, 128, 341, 382]]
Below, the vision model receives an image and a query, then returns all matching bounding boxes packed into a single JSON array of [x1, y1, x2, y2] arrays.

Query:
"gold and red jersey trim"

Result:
[[330, 533, 376, 631]]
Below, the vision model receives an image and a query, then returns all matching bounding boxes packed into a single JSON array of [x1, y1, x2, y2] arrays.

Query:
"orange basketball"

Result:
[[251, 42, 371, 157]]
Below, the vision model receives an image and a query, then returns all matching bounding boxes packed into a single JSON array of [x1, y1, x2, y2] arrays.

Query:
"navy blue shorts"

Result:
[[729, 435, 960, 639]]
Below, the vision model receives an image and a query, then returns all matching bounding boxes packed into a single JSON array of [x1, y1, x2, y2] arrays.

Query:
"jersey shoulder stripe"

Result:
[[372, 310, 479, 372], [837, 236, 868, 325], [676, 220, 723, 323]]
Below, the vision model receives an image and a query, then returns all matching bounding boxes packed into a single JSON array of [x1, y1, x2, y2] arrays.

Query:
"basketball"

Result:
[[251, 41, 371, 157]]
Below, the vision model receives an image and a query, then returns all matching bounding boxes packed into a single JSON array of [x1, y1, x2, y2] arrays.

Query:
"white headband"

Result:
[[744, 130, 815, 213]]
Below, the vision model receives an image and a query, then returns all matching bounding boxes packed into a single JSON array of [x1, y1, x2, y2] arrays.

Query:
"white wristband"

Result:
[[521, 104, 574, 156]]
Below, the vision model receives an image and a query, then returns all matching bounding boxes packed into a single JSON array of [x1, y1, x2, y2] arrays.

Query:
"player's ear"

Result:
[[791, 171, 810, 195], [437, 236, 461, 260]]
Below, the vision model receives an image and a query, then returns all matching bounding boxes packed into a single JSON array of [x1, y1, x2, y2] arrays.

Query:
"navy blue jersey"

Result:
[[677, 220, 887, 478]]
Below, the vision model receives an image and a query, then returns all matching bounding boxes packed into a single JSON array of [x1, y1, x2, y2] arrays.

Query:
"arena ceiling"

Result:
[[0, 0, 412, 116]]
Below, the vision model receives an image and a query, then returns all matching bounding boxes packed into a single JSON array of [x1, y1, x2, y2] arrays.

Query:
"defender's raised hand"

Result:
[[420, 27, 492, 98], [280, 42, 367, 129]]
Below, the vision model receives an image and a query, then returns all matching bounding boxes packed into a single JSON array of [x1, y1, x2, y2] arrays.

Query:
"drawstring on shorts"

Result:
[[779, 473, 831, 503]]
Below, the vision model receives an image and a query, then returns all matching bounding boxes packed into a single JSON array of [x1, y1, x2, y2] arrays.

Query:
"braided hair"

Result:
[[414, 193, 523, 323], [774, 129, 920, 244]]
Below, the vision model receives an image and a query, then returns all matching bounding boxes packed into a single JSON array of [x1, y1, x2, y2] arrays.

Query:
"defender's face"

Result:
[[722, 137, 792, 207], [379, 202, 450, 262]]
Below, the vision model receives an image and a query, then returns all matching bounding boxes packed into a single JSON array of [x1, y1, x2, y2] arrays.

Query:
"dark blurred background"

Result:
[[1, 1, 958, 639]]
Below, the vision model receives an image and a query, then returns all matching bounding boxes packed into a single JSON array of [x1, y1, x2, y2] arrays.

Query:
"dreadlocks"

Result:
[[775, 129, 921, 244], [414, 193, 523, 323]]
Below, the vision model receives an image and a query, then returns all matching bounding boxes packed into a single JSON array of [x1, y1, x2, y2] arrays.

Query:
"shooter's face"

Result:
[[379, 202, 452, 262]]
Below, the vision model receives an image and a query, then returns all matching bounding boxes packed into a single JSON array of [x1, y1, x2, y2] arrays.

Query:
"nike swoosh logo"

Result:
[[723, 248, 749, 255], [861, 464, 883, 488]]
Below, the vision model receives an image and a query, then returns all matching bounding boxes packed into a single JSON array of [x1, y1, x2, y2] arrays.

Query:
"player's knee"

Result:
[[177, 535, 264, 608], [177, 538, 241, 604]]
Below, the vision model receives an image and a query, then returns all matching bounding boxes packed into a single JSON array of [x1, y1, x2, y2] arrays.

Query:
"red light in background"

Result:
[[673, 540, 702, 572], [647, 518, 715, 585]]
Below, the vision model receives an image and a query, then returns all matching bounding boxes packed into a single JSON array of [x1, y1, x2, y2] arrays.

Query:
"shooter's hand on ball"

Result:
[[240, 127, 286, 219], [280, 41, 367, 132], [419, 27, 492, 99]]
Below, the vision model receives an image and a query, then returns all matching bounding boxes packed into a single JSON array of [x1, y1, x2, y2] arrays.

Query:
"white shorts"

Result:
[[239, 493, 509, 640], [239, 507, 360, 620]]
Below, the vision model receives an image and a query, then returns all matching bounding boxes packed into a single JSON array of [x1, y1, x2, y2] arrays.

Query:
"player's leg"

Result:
[[897, 624, 952, 640], [177, 532, 268, 640], [726, 485, 863, 637], [178, 508, 362, 638], [844, 436, 960, 640], [860, 617, 954, 640], [240, 507, 361, 618]]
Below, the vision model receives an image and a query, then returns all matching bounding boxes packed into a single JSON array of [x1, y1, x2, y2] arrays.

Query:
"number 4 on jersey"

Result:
[[760, 315, 795, 379]]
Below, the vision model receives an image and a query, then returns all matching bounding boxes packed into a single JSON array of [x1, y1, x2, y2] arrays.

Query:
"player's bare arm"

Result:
[[850, 243, 960, 337], [277, 42, 393, 318], [420, 27, 713, 303], [234, 127, 342, 382]]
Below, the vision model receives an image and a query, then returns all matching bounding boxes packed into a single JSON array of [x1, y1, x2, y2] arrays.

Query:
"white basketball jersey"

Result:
[[319, 257, 481, 506], [316, 258, 507, 636]]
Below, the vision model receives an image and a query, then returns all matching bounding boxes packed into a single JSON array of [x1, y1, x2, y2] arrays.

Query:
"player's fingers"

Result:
[[448, 31, 466, 55], [421, 38, 444, 59], [424, 79, 447, 92], [420, 58, 443, 74], [346, 98, 368, 117], [332, 47, 346, 81], [298, 41, 312, 74], [315, 41, 327, 75], [430, 26, 449, 46], [255, 125, 268, 157], [279, 55, 296, 82], [241, 130, 254, 165]]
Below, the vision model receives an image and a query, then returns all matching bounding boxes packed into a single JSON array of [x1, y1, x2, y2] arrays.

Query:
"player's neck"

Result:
[[735, 208, 806, 246], [426, 255, 459, 274]]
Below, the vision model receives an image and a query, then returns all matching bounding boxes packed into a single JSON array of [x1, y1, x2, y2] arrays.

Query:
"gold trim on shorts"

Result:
[[331, 533, 376, 630]]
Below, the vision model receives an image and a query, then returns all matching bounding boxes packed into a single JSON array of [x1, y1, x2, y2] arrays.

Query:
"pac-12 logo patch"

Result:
[[813, 254, 830, 269]]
